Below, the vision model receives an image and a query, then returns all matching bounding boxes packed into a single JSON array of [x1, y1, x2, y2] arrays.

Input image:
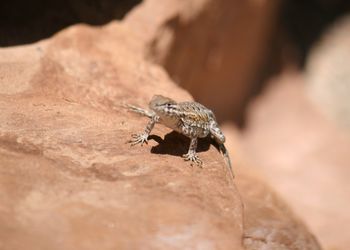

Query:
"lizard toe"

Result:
[[128, 133, 148, 146], [182, 152, 202, 167]]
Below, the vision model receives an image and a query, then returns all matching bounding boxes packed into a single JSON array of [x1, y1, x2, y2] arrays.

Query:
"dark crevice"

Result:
[[280, 0, 350, 67], [237, 1, 350, 127], [0, 0, 141, 46]]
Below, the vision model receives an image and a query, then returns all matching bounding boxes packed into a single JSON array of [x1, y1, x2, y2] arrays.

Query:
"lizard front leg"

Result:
[[129, 115, 159, 146], [182, 137, 203, 166]]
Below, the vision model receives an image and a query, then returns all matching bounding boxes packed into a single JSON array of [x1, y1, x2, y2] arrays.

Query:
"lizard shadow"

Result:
[[149, 131, 213, 156]]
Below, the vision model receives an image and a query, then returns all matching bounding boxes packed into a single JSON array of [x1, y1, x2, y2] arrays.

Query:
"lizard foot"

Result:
[[128, 133, 148, 146], [182, 152, 203, 167]]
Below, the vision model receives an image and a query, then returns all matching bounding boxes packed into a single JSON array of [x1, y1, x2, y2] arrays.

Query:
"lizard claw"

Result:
[[128, 133, 148, 146], [182, 152, 203, 167]]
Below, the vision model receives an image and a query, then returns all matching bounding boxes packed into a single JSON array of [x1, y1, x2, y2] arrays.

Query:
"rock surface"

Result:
[[222, 126, 321, 250], [243, 71, 350, 250], [0, 23, 244, 250], [0, 3, 321, 250], [306, 15, 350, 130]]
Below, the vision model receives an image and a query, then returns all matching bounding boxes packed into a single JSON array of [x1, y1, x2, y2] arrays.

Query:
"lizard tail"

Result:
[[219, 143, 235, 179]]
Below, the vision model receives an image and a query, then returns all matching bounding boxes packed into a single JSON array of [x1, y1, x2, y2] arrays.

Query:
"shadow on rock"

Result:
[[150, 131, 211, 157]]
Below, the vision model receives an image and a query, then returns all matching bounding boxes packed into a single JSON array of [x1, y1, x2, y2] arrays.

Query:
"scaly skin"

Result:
[[126, 95, 234, 179]]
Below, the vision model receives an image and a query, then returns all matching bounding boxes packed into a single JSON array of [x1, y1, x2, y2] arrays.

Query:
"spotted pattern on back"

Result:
[[178, 102, 215, 127]]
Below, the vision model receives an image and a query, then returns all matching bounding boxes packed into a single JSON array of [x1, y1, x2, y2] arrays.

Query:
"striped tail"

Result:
[[219, 143, 234, 179]]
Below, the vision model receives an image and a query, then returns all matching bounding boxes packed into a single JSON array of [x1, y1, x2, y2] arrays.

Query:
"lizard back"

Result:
[[175, 101, 215, 138]]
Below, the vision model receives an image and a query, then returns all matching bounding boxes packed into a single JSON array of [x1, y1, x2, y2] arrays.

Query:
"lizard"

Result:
[[125, 95, 234, 179]]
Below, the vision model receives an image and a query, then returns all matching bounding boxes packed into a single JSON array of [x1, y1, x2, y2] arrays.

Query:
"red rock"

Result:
[[306, 15, 350, 131], [0, 22, 244, 250], [222, 125, 321, 250], [0, 3, 321, 250], [243, 71, 350, 250]]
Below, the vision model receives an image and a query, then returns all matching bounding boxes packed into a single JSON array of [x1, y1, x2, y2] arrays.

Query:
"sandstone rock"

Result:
[[306, 15, 350, 131], [0, 22, 244, 250], [0, 3, 321, 250], [240, 173, 321, 250], [222, 125, 321, 250], [243, 72, 350, 250], [126, 0, 280, 122]]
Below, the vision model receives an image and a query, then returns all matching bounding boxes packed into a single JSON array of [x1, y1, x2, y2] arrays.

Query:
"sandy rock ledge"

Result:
[[0, 21, 243, 250]]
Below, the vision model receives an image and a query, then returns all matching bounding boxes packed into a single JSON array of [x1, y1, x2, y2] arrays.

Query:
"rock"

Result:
[[239, 172, 321, 250], [0, 3, 321, 250], [0, 21, 244, 250], [243, 71, 350, 250], [126, 0, 281, 122], [222, 125, 321, 250], [306, 15, 350, 131]]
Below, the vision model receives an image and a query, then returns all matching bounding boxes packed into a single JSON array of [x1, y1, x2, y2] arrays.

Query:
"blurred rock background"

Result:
[[1, 0, 350, 249]]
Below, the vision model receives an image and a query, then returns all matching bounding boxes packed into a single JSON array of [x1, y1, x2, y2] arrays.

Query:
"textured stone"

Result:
[[222, 125, 321, 250], [0, 2, 322, 250], [244, 72, 350, 250], [306, 15, 350, 130], [0, 22, 244, 250]]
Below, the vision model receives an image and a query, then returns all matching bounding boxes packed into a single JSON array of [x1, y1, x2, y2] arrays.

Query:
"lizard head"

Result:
[[149, 95, 177, 115]]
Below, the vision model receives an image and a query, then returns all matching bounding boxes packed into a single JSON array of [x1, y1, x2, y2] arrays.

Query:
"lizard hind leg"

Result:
[[182, 138, 203, 167]]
